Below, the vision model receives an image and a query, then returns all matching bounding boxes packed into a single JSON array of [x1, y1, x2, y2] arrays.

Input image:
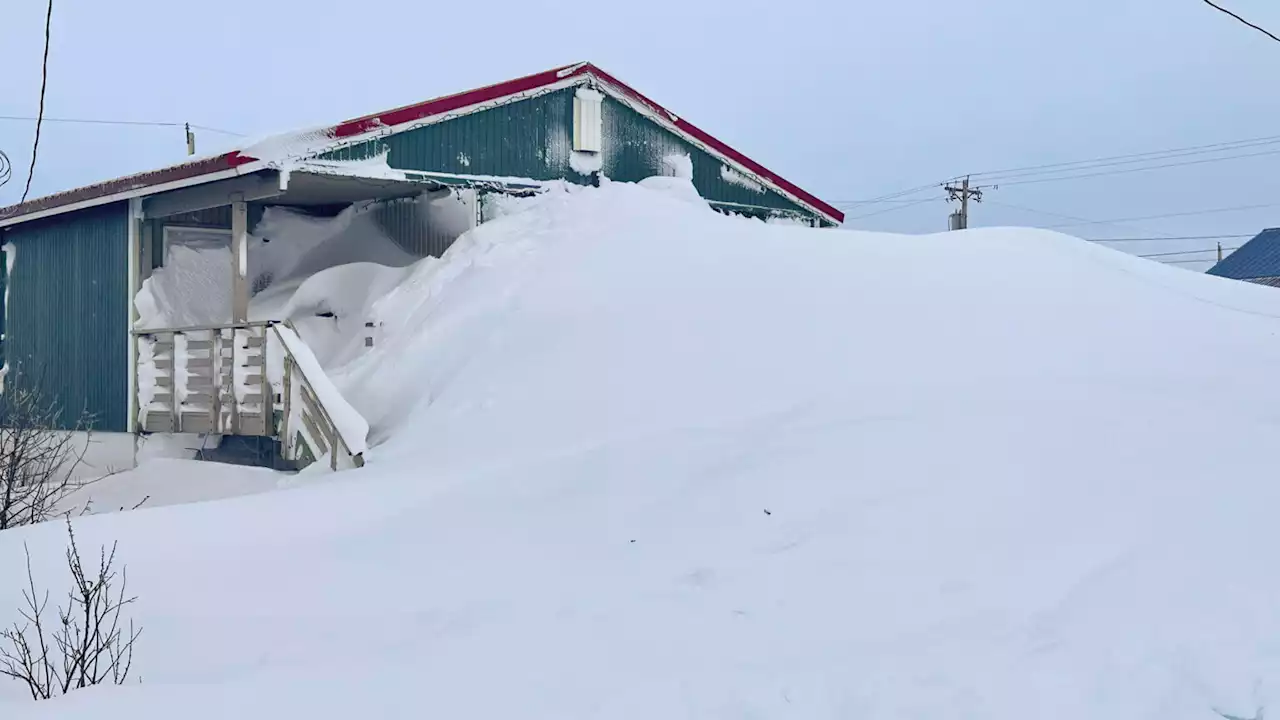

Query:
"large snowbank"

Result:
[[8, 177, 1280, 719]]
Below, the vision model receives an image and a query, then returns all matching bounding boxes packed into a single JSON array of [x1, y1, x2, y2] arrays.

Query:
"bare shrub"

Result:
[[0, 519, 141, 699], [0, 370, 94, 530]]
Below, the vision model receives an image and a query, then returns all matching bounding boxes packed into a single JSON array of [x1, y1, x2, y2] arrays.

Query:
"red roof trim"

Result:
[[577, 64, 844, 223], [332, 63, 586, 139], [0, 151, 257, 223], [0, 62, 843, 225]]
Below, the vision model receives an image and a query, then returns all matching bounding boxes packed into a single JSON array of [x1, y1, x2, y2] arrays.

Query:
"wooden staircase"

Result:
[[135, 321, 366, 471]]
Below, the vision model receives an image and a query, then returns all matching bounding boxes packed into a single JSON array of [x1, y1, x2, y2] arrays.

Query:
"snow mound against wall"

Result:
[[252, 262, 412, 368], [135, 203, 419, 331], [249, 204, 417, 291], [15, 176, 1280, 720], [135, 244, 233, 328]]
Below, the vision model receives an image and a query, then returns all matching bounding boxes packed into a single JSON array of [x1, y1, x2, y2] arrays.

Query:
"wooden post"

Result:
[[280, 350, 293, 461], [231, 199, 249, 324]]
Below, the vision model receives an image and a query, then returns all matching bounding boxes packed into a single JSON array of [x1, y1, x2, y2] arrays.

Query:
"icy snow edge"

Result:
[[274, 324, 370, 457]]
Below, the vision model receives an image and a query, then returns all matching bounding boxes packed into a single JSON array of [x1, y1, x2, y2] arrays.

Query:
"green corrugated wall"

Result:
[[323, 89, 576, 180], [599, 96, 807, 216], [2, 203, 129, 431], [318, 86, 812, 221]]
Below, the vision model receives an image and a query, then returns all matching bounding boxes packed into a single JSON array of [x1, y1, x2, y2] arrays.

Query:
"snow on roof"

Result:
[[0, 63, 844, 228]]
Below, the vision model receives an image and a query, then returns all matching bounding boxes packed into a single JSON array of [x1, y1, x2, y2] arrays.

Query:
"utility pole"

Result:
[[944, 175, 994, 230], [1217, 242, 1224, 263]]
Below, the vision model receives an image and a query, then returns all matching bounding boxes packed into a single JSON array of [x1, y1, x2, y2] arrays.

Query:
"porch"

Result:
[[128, 166, 535, 469]]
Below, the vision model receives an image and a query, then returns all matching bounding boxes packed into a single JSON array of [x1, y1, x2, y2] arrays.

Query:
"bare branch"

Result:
[[0, 369, 97, 530], [0, 520, 141, 700]]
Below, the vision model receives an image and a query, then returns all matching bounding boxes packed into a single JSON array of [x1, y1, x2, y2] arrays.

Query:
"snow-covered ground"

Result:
[[7, 178, 1280, 719]]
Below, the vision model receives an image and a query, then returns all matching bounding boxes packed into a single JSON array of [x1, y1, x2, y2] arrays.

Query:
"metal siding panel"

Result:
[[369, 198, 427, 256], [0, 246, 5, 370], [318, 89, 576, 181], [3, 202, 129, 431], [599, 96, 807, 216], [368, 195, 469, 258]]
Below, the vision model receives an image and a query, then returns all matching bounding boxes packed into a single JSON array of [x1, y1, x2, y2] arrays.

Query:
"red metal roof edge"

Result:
[[1, 61, 843, 225], [332, 63, 588, 139], [576, 64, 844, 223], [331, 61, 842, 222], [0, 151, 257, 224]]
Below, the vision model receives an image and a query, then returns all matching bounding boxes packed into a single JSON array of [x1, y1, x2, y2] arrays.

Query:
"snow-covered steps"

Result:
[[273, 323, 368, 471], [134, 321, 367, 471]]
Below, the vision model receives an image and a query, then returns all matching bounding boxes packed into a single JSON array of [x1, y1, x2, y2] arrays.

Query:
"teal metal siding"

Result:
[[0, 246, 6, 370], [367, 197, 460, 258], [319, 87, 812, 220], [599, 96, 806, 215], [2, 203, 129, 431], [322, 88, 576, 180]]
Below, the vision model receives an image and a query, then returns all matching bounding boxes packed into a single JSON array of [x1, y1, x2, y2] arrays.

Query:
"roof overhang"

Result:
[[0, 62, 843, 229], [141, 167, 546, 221]]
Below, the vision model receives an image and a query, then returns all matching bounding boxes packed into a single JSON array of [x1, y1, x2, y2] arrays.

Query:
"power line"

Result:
[[965, 133, 1280, 181], [984, 199, 1175, 238], [1138, 247, 1239, 259], [0, 115, 245, 137], [1164, 256, 1225, 265], [830, 198, 937, 206], [1086, 234, 1254, 243], [837, 181, 946, 207], [22, 0, 53, 203], [971, 137, 1280, 184], [0, 150, 12, 189], [995, 147, 1280, 188], [844, 196, 940, 221], [1202, 0, 1280, 44], [847, 132, 1280, 211], [1043, 201, 1280, 228]]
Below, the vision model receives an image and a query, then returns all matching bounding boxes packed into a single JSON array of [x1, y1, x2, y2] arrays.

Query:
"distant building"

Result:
[[1207, 228, 1280, 287]]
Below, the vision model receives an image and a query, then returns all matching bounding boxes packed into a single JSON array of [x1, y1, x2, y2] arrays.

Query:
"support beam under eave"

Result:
[[231, 199, 249, 324]]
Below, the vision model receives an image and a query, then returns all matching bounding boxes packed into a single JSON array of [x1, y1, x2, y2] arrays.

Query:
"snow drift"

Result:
[[8, 178, 1280, 719], [134, 203, 416, 331]]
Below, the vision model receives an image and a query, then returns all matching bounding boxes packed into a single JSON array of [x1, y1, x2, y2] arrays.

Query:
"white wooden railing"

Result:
[[133, 321, 367, 471]]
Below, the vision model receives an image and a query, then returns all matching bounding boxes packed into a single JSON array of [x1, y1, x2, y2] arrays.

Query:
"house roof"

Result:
[[1207, 228, 1280, 280], [0, 63, 843, 227]]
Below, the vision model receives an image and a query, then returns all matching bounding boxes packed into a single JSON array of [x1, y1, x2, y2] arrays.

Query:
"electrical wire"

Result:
[[984, 199, 1174, 238], [832, 181, 947, 207], [830, 198, 938, 206], [970, 138, 1280, 184], [846, 132, 1280, 210], [0, 115, 244, 137], [0, 150, 12, 189], [1202, 0, 1280, 43], [1164, 256, 1226, 265], [843, 196, 941, 221], [1043, 202, 1280, 228], [993, 147, 1280, 188], [22, 0, 53, 203], [965, 134, 1280, 181], [1138, 247, 1239, 259], [1086, 234, 1254, 243]]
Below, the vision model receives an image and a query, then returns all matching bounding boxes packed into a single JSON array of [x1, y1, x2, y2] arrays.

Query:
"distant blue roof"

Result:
[[1207, 228, 1280, 280]]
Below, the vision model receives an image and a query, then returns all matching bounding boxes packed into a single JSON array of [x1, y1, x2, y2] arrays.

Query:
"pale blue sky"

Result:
[[3, 0, 1280, 267]]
